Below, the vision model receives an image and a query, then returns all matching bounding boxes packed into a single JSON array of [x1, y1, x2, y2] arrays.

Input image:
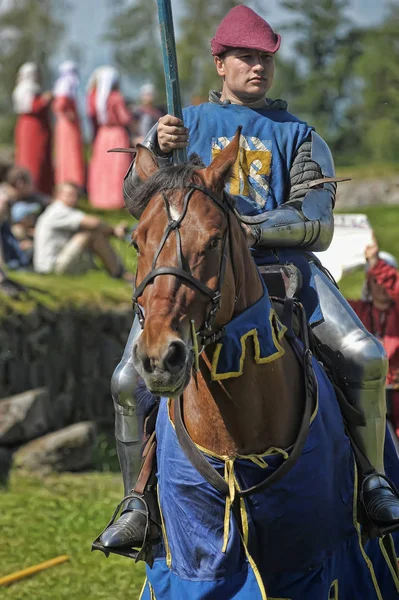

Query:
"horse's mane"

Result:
[[125, 154, 205, 217]]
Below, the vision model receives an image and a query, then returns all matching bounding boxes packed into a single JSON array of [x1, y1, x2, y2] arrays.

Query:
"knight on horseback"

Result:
[[96, 5, 399, 556]]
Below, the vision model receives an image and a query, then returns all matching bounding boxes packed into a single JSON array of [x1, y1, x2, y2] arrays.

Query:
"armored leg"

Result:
[[311, 263, 399, 531], [112, 317, 155, 493], [99, 318, 159, 550]]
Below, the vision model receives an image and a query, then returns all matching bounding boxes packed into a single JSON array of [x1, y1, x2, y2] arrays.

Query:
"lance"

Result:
[[156, 0, 187, 164]]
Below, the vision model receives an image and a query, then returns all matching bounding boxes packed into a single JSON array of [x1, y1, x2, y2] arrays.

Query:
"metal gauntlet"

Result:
[[254, 132, 336, 252]]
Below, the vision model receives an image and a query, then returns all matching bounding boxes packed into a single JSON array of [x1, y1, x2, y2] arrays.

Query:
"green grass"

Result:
[[0, 471, 145, 599], [336, 162, 399, 180]]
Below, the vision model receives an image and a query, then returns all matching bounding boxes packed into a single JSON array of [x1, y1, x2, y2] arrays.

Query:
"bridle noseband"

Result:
[[132, 184, 233, 354]]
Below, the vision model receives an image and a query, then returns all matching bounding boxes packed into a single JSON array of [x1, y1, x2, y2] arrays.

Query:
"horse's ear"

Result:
[[202, 126, 242, 189], [135, 144, 159, 181]]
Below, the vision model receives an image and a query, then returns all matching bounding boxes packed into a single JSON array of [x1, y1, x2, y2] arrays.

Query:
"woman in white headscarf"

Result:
[[86, 66, 108, 144], [12, 62, 54, 195], [52, 61, 85, 188], [88, 66, 132, 210]]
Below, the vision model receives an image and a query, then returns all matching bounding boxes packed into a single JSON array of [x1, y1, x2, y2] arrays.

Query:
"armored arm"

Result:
[[253, 132, 336, 252], [123, 123, 171, 205]]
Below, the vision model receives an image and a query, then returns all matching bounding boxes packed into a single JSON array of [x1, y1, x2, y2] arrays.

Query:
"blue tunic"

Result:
[[183, 102, 312, 215], [181, 102, 324, 324]]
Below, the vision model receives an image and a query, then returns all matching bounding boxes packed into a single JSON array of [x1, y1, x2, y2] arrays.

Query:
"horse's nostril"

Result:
[[164, 341, 187, 372], [143, 356, 152, 373], [134, 343, 153, 373]]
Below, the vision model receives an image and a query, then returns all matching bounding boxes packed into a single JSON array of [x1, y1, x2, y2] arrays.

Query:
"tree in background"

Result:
[[352, 4, 399, 164], [0, 0, 66, 143], [105, 0, 166, 104], [276, 0, 355, 141]]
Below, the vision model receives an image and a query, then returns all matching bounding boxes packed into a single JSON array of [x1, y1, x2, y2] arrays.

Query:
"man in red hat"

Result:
[[98, 5, 399, 555]]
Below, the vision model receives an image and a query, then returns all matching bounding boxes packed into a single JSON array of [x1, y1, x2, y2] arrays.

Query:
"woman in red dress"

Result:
[[12, 62, 54, 196], [52, 61, 85, 189], [88, 66, 132, 210], [86, 66, 107, 145]]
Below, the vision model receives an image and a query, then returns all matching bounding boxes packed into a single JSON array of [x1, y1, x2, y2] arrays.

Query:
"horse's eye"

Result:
[[131, 240, 140, 254], [208, 237, 221, 251]]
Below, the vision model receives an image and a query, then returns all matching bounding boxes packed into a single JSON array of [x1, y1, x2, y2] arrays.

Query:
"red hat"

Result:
[[211, 5, 281, 56]]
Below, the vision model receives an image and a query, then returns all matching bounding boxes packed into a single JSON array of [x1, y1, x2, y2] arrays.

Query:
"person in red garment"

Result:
[[349, 235, 399, 438], [88, 66, 132, 210], [52, 61, 85, 189], [12, 62, 54, 196], [86, 66, 107, 144]]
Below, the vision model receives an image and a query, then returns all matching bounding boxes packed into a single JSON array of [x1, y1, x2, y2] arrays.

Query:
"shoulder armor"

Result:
[[311, 132, 335, 178]]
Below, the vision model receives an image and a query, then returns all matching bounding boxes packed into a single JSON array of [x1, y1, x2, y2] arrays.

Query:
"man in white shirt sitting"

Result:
[[34, 181, 131, 279]]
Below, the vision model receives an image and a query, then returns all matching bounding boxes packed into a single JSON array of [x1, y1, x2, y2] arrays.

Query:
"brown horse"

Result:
[[130, 129, 304, 458], [127, 130, 399, 599]]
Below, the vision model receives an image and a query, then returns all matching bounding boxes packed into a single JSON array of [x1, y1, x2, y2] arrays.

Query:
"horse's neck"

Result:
[[230, 217, 263, 315], [180, 218, 305, 457]]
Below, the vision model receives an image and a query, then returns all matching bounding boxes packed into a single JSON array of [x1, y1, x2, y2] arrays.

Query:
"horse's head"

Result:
[[127, 129, 245, 397]]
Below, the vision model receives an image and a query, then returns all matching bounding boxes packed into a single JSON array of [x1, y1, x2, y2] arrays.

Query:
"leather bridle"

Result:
[[132, 183, 233, 348]]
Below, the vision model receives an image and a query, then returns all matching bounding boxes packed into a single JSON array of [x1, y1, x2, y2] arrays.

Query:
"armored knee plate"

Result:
[[112, 318, 146, 444], [311, 263, 388, 415]]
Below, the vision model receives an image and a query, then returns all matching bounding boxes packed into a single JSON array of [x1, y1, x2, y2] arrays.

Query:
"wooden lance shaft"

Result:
[[0, 555, 70, 586], [156, 0, 187, 164]]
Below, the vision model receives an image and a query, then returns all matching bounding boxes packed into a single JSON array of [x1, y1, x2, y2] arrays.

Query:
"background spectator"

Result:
[[86, 66, 107, 144], [52, 61, 85, 189], [0, 163, 32, 272], [348, 235, 399, 437], [88, 66, 132, 210], [12, 62, 54, 196], [34, 181, 132, 280], [5, 166, 47, 208], [131, 83, 165, 145], [5, 167, 47, 253], [10, 201, 40, 259]]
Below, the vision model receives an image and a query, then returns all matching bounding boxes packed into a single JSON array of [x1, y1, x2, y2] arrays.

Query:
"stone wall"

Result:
[[0, 305, 132, 430], [335, 177, 399, 208]]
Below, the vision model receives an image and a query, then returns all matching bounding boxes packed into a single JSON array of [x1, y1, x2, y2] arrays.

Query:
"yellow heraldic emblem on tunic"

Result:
[[211, 135, 272, 208]]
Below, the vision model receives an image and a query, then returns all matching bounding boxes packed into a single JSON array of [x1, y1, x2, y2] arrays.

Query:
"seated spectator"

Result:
[[10, 201, 41, 257], [33, 181, 132, 280], [0, 161, 32, 274], [5, 166, 48, 209], [348, 235, 399, 438]]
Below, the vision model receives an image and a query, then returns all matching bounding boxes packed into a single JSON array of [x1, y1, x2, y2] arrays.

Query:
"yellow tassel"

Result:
[[222, 459, 236, 553]]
